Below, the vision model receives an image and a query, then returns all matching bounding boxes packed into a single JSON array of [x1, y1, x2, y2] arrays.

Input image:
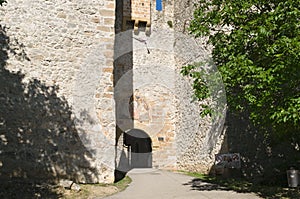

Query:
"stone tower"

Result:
[[0, 0, 225, 184], [114, 0, 226, 176]]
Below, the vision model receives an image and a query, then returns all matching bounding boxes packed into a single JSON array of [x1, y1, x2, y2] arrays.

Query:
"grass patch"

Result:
[[114, 176, 132, 192], [179, 171, 300, 199], [60, 176, 132, 199]]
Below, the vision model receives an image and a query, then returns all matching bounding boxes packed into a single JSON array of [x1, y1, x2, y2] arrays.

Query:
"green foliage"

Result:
[[114, 176, 132, 191], [181, 63, 210, 101], [181, 61, 227, 119], [189, 0, 300, 140], [181, 63, 213, 117]]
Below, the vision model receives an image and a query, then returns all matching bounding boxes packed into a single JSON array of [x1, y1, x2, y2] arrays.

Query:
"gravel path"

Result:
[[102, 169, 263, 199]]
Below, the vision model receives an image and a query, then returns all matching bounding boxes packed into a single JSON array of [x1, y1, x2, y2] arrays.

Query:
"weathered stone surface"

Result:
[[0, 0, 225, 185], [114, 0, 225, 173], [0, 0, 115, 184], [70, 182, 81, 192], [59, 179, 73, 189]]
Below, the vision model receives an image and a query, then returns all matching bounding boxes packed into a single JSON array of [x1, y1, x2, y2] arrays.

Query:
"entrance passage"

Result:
[[124, 129, 152, 168]]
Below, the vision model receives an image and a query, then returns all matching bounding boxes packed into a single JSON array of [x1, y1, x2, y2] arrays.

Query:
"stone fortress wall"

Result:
[[0, 0, 226, 184], [0, 0, 116, 183]]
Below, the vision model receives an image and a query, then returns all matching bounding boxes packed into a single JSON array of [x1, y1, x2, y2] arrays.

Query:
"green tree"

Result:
[[185, 0, 300, 141]]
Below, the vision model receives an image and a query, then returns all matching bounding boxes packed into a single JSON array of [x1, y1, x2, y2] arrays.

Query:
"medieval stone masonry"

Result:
[[0, 0, 225, 184]]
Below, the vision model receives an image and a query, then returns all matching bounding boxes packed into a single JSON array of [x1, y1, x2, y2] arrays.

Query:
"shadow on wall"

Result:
[[113, 0, 134, 182], [181, 110, 300, 199], [211, 110, 300, 185], [113, 50, 134, 182], [0, 25, 98, 198]]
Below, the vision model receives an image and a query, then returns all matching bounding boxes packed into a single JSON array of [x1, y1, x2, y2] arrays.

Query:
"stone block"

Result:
[[59, 179, 73, 189], [70, 183, 81, 192], [99, 9, 115, 17], [97, 26, 112, 32]]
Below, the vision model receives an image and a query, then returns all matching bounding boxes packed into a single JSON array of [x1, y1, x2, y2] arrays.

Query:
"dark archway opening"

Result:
[[125, 129, 152, 168], [114, 129, 152, 182]]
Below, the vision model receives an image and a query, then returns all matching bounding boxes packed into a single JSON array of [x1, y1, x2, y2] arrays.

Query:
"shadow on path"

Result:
[[183, 175, 300, 199]]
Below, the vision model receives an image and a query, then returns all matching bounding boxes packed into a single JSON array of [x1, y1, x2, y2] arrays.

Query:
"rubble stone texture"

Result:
[[0, 0, 225, 183]]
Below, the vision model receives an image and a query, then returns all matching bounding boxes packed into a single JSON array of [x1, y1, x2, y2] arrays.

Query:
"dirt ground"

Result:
[[59, 184, 120, 199], [0, 177, 131, 199]]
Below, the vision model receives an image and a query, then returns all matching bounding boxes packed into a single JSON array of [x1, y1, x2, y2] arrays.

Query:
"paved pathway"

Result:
[[103, 169, 262, 199]]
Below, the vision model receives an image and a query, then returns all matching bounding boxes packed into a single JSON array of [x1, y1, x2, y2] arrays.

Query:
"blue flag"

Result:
[[156, 0, 162, 11]]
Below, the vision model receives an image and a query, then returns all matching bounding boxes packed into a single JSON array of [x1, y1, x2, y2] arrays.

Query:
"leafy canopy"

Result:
[[185, 0, 300, 139]]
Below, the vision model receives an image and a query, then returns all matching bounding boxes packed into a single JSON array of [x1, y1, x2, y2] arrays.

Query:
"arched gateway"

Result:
[[124, 129, 152, 168]]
